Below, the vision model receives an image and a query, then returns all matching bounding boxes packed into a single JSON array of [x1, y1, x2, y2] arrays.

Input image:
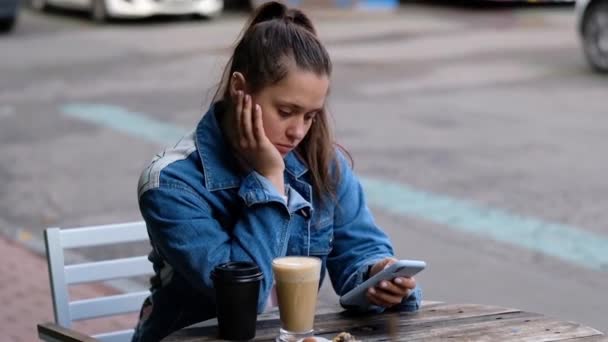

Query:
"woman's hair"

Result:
[[214, 1, 346, 204]]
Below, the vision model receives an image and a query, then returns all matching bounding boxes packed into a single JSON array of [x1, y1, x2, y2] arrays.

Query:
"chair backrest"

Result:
[[44, 221, 154, 342]]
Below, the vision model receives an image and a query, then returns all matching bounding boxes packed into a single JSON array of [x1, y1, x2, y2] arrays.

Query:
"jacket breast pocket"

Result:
[[308, 210, 333, 256]]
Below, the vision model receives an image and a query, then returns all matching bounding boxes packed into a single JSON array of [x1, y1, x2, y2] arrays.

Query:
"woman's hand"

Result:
[[366, 257, 416, 308], [234, 91, 285, 194]]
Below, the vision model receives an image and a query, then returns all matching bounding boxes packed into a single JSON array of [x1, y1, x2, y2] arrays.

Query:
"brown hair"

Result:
[[213, 1, 346, 204]]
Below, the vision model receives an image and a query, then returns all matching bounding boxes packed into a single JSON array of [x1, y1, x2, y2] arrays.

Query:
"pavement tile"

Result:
[[0, 235, 139, 341]]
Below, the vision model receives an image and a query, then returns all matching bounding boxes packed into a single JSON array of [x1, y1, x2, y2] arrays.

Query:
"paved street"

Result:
[[1, 2, 607, 339]]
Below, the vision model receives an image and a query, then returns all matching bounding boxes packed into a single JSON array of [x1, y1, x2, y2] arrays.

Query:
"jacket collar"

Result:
[[195, 102, 308, 191]]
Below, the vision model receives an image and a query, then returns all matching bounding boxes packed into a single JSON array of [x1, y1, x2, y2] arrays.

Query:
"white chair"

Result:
[[37, 221, 154, 342]]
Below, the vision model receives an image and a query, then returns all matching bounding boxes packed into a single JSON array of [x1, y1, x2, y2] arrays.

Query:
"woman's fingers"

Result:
[[241, 94, 254, 148], [394, 277, 416, 292], [366, 287, 403, 307], [366, 277, 415, 308], [235, 91, 244, 147], [369, 257, 397, 278], [252, 104, 266, 144], [243, 94, 256, 148], [366, 292, 385, 307], [376, 280, 409, 297], [229, 91, 286, 179]]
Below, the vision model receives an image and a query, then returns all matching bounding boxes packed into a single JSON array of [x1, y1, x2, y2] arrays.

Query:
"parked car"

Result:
[[0, 0, 19, 32], [30, 0, 223, 23], [577, 0, 608, 72]]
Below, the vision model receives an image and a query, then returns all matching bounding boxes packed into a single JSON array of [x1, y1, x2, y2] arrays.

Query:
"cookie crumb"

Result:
[[332, 332, 361, 342]]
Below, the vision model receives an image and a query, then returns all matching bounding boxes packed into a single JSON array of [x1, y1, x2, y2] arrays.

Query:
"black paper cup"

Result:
[[212, 261, 264, 341]]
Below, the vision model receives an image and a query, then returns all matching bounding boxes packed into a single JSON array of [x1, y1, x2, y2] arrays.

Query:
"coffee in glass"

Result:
[[272, 256, 321, 342]]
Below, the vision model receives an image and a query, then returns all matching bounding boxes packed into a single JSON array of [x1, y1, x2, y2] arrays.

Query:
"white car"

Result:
[[577, 0, 608, 72], [30, 0, 223, 22]]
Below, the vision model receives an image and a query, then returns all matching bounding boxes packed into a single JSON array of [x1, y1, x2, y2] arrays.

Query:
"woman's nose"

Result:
[[286, 118, 307, 140]]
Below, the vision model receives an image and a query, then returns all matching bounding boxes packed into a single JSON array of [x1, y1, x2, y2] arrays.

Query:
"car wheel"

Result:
[[91, 0, 110, 23], [0, 17, 16, 33], [30, 0, 48, 11], [582, 0, 608, 73]]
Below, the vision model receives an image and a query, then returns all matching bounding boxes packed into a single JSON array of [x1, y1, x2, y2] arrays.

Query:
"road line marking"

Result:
[[360, 177, 608, 271], [62, 103, 608, 271], [63, 103, 185, 145]]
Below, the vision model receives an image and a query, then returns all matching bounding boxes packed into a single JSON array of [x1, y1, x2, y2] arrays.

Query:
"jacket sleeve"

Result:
[[139, 171, 290, 313], [326, 152, 422, 312]]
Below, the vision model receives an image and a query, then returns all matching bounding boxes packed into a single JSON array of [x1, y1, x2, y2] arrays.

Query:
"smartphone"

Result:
[[339, 259, 426, 309]]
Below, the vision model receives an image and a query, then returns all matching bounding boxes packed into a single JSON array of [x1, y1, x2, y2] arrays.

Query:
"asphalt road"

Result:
[[1, 2, 607, 333]]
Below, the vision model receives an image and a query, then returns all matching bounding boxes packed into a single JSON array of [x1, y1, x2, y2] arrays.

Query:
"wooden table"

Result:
[[163, 302, 607, 341]]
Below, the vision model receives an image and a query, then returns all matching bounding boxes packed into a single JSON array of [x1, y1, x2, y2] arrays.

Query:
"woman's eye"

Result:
[[305, 113, 317, 122], [278, 109, 291, 117]]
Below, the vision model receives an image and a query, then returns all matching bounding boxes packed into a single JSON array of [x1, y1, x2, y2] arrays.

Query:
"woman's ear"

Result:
[[229, 72, 247, 99]]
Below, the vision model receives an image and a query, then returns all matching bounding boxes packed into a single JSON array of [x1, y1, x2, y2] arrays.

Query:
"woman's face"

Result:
[[252, 68, 330, 157]]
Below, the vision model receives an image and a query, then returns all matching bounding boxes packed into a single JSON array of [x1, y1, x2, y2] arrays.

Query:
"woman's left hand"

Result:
[[366, 257, 416, 308]]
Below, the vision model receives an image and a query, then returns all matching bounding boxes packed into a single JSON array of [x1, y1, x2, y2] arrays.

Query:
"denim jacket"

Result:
[[132, 102, 421, 341]]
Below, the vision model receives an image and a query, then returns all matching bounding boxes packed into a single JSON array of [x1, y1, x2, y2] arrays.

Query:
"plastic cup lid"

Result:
[[212, 261, 263, 282]]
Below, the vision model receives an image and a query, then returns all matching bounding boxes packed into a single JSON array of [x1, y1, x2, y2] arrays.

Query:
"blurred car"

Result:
[[30, 0, 223, 22], [0, 0, 19, 32], [577, 0, 608, 72]]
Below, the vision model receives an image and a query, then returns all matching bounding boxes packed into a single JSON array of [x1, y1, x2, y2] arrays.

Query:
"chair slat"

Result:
[[65, 256, 154, 284], [60, 222, 148, 248], [45, 228, 72, 328], [44, 222, 153, 341], [70, 291, 149, 321], [94, 329, 135, 342]]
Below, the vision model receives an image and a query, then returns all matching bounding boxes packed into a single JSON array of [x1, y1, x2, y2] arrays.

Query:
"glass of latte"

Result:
[[272, 256, 321, 342]]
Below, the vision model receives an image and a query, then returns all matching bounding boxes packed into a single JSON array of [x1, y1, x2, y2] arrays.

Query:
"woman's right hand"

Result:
[[234, 91, 285, 194], [366, 258, 416, 308]]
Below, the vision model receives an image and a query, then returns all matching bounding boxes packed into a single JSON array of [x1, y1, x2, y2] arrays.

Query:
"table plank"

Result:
[[163, 302, 605, 342], [305, 303, 525, 339], [392, 315, 603, 341], [309, 307, 538, 341], [558, 335, 608, 342], [165, 303, 526, 342]]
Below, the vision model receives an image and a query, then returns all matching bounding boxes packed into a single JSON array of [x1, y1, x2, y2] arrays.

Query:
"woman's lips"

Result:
[[275, 144, 294, 154]]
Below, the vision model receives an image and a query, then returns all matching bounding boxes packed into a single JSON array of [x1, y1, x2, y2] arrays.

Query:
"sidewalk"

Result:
[[0, 235, 138, 342]]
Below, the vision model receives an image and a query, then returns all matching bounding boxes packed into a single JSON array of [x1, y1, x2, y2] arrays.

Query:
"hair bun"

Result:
[[285, 8, 315, 34], [250, 1, 316, 35], [250, 1, 288, 26]]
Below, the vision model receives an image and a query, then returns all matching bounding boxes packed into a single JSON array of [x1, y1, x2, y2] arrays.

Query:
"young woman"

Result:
[[133, 2, 421, 340]]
